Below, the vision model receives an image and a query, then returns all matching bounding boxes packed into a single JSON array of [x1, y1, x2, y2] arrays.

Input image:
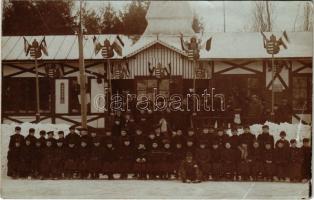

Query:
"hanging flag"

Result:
[[112, 35, 124, 56], [283, 30, 289, 43], [92, 35, 102, 55], [261, 32, 268, 48], [39, 37, 48, 56], [23, 37, 30, 56], [205, 37, 212, 51], [277, 38, 287, 49]]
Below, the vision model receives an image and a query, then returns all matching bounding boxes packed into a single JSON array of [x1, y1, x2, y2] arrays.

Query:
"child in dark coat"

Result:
[[289, 139, 303, 182], [53, 138, 65, 179], [179, 152, 201, 183], [301, 138, 311, 182], [160, 140, 173, 180], [248, 141, 263, 180], [118, 138, 133, 179], [103, 141, 117, 180], [134, 143, 147, 180], [40, 139, 55, 179], [78, 139, 90, 179], [32, 139, 43, 178], [195, 140, 211, 181], [274, 140, 289, 181], [262, 143, 274, 181], [257, 125, 274, 150], [211, 141, 222, 180], [20, 138, 34, 178], [221, 142, 238, 180], [89, 137, 103, 179], [237, 143, 250, 181], [64, 140, 78, 179], [275, 131, 290, 149]]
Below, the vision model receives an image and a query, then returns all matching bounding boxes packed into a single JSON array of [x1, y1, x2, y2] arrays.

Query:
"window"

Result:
[[292, 76, 312, 112], [2, 77, 51, 113]]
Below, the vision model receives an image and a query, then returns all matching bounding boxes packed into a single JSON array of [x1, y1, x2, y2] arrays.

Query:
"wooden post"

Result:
[[78, 0, 87, 128], [34, 56, 40, 122], [270, 53, 275, 120]]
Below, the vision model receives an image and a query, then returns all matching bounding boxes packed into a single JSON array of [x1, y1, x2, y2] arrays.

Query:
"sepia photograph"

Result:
[[1, 0, 313, 199]]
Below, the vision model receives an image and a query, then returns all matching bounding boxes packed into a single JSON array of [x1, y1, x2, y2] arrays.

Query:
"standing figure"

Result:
[[179, 152, 201, 183]]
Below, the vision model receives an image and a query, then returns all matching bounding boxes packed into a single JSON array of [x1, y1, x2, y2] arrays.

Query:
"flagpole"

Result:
[[78, 0, 87, 128], [34, 55, 40, 122]]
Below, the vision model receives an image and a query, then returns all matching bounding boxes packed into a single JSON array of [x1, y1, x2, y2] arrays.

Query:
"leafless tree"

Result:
[[303, 2, 313, 31], [251, 1, 274, 32]]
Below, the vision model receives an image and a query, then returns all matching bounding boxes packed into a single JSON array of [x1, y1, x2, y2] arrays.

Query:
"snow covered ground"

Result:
[[1, 122, 311, 199], [1, 177, 310, 199]]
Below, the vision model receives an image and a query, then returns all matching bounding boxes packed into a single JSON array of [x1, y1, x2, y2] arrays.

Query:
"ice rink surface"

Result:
[[1, 177, 310, 199]]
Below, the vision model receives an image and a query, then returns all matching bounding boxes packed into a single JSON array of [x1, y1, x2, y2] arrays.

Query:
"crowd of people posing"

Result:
[[7, 112, 311, 183]]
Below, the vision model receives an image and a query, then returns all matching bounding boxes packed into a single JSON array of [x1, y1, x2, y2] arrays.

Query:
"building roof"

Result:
[[2, 32, 312, 61], [1, 34, 134, 61]]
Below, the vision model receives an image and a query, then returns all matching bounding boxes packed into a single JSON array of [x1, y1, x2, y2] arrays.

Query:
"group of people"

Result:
[[7, 111, 311, 183]]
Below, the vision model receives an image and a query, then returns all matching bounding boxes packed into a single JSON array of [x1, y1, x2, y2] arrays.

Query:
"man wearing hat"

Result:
[[65, 126, 80, 146], [25, 128, 37, 147], [274, 140, 289, 181], [64, 138, 78, 179], [89, 137, 103, 179], [53, 137, 66, 179], [78, 137, 90, 179], [9, 126, 24, 150], [257, 125, 274, 150], [261, 142, 274, 181], [239, 125, 256, 149], [38, 130, 47, 147], [214, 128, 229, 148], [7, 126, 23, 178], [211, 140, 222, 180], [40, 138, 55, 179], [79, 128, 92, 147], [47, 131, 57, 147]]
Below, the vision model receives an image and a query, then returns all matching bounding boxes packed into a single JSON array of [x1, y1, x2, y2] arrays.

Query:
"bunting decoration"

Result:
[[23, 37, 48, 58]]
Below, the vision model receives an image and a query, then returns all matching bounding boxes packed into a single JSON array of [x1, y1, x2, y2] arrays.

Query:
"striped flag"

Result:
[[93, 36, 102, 55], [112, 35, 124, 56], [23, 37, 30, 56], [39, 37, 48, 56]]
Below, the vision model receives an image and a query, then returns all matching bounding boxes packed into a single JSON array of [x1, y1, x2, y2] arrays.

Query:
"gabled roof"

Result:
[[124, 35, 187, 58], [1, 35, 134, 61]]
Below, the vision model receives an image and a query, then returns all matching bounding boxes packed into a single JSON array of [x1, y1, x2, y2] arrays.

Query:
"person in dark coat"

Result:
[[20, 138, 35, 178], [275, 131, 290, 149], [172, 138, 185, 178], [47, 131, 57, 147], [89, 137, 103, 179], [133, 143, 148, 180], [103, 140, 117, 180], [147, 140, 166, 179], [32, 139, 43, 178], [261, 143, 275, 181], [40, 139, 55, 179], [257, 125, 274, 150], [38, 130, 47, 147], [65, 126, 80, 146], [53, 138, 65, 179], [221, 142, 238, 180], [211, 141, 222, 180], [7, 138, 22, 178], [179, 152, 201, 183], [195, 140, 211, 181], [247, 141, 263, 180], [289, 139, 303, 182], [229, 128, 240, 150], [112, 119, 122, 138], [239, 126, 256, 149], [214, 128, 229, 148], [134, 128, 147, 147], [9, 126, 24, 150], [78, 138, 90, 179], [25, 128, 37, 147], [64, 140, 78, 179], [160, 140, 173, 180], [117, 137, 133, 179], [274, 140, 289, 181], [57, 131, 65, 140], [275, 99, 292, 123], [237, 142, 250, 181], [301, 138, 311, 182]]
